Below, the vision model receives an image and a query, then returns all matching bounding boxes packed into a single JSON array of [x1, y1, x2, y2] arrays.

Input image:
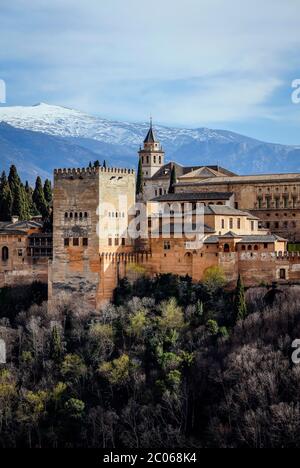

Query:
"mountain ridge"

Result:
[[0, 103, 300, 181]]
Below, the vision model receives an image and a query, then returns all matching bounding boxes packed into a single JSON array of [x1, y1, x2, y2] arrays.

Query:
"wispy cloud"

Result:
[[0, 0, 299, 137]]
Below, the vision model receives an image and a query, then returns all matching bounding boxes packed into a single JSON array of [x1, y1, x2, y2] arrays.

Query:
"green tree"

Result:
[[206, 319, 219, 336], [136, 158, 144, 196], [168, 165, 177, 194], [94, 160, 100, 168], [64, 398, 85, 419], [61, 354, 87, 383], [33, 176, 49, 219], [233, 274, 247, 323], [43, 179, 52, 205], [25, 181, 38, 216], [203, 266, 226, 292], [8, 165, 29, 219], [99, 354, 132, 386], [50, 325, 63, 362], [102, 160, 107, 169], [158, 298, 184, 331], [0, 171, 12, 221]]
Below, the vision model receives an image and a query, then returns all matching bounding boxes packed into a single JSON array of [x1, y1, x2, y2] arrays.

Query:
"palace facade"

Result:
[[48, 124, 300, 309], [2, 122, 300, 308]]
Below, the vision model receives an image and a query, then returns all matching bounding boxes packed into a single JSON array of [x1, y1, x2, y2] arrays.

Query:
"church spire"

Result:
[[144, 117, 157, 144]]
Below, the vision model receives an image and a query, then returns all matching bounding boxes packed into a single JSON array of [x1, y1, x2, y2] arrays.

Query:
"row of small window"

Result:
[[257, 197, 298, 209], [221, 218, 242, 230], [240, 244, 268, 251], [141, 156, 162, 165], [0, 246, 23, 261], [108, 237, 126, 247], [64, 237, 89, 247], [65, 212, 89, 219], [107, 212, 126, 218], [221, 218, 256, 231], [155, 188, 168, 196], [265, 221, 297, 229]]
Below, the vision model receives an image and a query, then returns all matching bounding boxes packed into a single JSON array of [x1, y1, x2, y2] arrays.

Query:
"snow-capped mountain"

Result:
[[0, 102, 300, 182], [0, 102, 241, 147]]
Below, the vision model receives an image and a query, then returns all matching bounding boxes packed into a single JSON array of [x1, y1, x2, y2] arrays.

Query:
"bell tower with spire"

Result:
[[138, 118, 165, 179]]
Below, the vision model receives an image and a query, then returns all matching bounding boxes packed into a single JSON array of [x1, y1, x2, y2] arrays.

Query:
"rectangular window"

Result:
[[122, 238, 126, 246], [73, 238, 79, 246], [284, 197, 289, 208], [251, 221, 254, 231], [221, 219, 225, 229], [82, 238, 88, 247], [264, 243, 268, 249], [229, 218, 233, 229], [64, 238, 70, 247], [108, 238, 112, 246], [237, 218, 241, 229], [115, 237, 119, 246], [258, 198, 262, 209], [275, 198, 280, 209], [280, 269, 286, 280], [266, 197, 271, 209], [18, 249, 23, 257], [164, 241, 171, 250]]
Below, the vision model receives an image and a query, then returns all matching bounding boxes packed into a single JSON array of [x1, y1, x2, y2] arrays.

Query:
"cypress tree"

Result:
[[25, 181, 38, 216], [233, 274, 247, 323], [50, 325, 63, 362], [8, 165, 28, 219], [102, 160, 107, 169], [94, 160, 100, 168], [0, 171, 13, 221], [168, 165, 177, 194], [33, 176, 49, 219], [43, 179, 52, 204], [136, 158, 144, 196]]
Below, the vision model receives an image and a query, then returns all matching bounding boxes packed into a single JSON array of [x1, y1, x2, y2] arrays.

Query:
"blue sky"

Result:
[[1, 0, 300, 144]]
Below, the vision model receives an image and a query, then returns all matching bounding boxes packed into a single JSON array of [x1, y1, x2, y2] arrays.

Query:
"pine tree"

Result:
[[43, 179, 52, 205], [0, 171, 12, 221], [233, 274, 247, 323], [33, 177, 49, 219], [136, 158, 144, 196], [168, 165, 177, 194]]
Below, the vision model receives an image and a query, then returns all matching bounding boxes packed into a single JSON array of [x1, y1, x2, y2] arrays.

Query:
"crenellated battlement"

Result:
[[54, 166, 135, 178]]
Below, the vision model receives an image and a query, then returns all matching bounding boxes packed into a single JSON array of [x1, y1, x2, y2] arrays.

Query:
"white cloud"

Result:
[[0, 0, 299, 125]]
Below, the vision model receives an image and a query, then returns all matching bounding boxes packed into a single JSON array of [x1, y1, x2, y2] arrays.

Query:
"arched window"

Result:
[[2, 246, 9, 262], [254, 245, 259, 251], [248, 245, 252, 251], [224, 244, 230, 253]]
